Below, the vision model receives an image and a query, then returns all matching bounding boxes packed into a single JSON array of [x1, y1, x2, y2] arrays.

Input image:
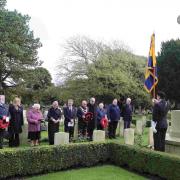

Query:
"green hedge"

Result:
[[0, 142, 180, 179], [111, 143, 180, 180], [0, 143, 110, 179]]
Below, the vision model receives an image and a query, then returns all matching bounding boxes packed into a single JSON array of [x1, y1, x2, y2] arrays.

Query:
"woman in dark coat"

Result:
[[47, 101, 61, 145], [8, 97, 24, 147]]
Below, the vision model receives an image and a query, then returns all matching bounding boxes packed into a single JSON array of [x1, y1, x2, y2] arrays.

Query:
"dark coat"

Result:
[[77, 106, 86, 122], [153, 100, 169, 129], [97, 108, 106, 124], [63, 106, 76, 124], [121, 104, 132, 122], [47, 107, 61, 134], [87, 103, 97, 128], [8, 105, 24, 134], [107, 104, 120, 121], [47, 107, 61, 124]]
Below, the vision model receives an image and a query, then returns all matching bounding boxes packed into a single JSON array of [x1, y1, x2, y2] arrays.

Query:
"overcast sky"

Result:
[[7, 0, 180, 81]]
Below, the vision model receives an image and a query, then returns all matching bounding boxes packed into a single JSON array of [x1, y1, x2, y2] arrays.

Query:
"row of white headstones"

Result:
[[21, 110, 153, 146]]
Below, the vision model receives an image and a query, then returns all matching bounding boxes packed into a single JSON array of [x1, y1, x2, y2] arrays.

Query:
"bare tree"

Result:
[[56, 35, 131, 84]]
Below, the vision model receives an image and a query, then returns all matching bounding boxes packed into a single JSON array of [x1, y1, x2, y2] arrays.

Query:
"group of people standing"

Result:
[[0, 92, 169, 152], [0, 96, 133, 148]]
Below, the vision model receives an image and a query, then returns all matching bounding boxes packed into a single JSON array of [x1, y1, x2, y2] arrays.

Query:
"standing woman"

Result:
[[47, 101, 61, 145], [27, 104, 43, 146], [97, 103, 106, 130], [8, 97, 24, 147]]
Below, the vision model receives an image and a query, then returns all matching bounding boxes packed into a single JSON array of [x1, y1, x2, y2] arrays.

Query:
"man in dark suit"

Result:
[[107, 99, 121, 139], [152, 91, 169, 152], [63, 99, 76, 141], [77, 100, 88, 138], [122, 98, 133, 129]]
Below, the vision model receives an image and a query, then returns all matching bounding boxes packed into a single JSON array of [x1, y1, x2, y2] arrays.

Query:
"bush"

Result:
[[0, 142, 180, 179], [0, 143, 110, 179], [110, 143, 180, 180]]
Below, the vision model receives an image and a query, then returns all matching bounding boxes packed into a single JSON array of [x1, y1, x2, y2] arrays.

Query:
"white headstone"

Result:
[[136, 120, 143, 135], [20, 124, 28, 145], [124, 128, 134, 145], [120, 119, 124, 137], [148, 127, 154, 147], [142, 116, 147, 128], [93, 130, 105, 142], [23, 110, 28, 124], [73, 119, 78, 140], [19, 110, 28, 145], [54, 132, 69, 145], [43, 110, 48, 120], [170, 110, 180, 138], [116, 121, 120, 136]]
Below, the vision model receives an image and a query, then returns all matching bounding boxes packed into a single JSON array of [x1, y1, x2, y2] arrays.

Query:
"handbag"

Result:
[[40, 121, 47, 131]]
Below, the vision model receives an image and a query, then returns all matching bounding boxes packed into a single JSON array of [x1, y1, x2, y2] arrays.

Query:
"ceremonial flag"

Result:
[[144, 34, 158, 97]]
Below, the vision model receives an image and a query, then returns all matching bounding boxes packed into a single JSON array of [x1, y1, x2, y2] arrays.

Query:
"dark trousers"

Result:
[[78, 120, 87, 137], [108, 121, 118, 138], [64, 123, 74, 141], [48, 123, 59, 145], [87, 121, 95, 141], [0, 129, 4, 149], [153, 128, 167, 152], [124, 121, 131, 129], [9, 133, 20, 147], [97, 124, 103, 130]]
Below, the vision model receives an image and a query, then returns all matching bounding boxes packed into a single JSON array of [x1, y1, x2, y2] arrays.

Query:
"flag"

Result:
[[144, 34, 158, 95]]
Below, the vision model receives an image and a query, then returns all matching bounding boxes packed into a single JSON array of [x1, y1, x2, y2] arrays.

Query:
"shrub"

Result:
[[0, 142, 180, 180], [110, 143, 180, 180], [0, 143, 110, 179]]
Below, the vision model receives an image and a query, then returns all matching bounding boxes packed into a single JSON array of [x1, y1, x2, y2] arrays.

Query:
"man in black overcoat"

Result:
[[152, 91, 169, 152]]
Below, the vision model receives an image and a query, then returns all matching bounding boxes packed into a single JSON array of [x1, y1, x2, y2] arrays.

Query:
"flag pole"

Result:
[[153, 33, 156, 99], [153, 67, 156, 99]]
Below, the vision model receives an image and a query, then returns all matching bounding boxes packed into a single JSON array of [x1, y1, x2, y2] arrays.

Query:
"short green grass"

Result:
[[27, 165, 148, 180]]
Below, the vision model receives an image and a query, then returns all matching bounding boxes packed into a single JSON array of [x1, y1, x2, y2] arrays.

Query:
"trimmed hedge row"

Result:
[[111, 143, 180, 180], [0, 143, 110, 179], [0, 142, 180, 179]]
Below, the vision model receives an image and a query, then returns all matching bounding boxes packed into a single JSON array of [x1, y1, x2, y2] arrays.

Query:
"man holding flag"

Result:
[[144, 34, 169, 152]]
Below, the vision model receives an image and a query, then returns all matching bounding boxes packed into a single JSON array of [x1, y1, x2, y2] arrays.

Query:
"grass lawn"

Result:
[[27, 165, 148, 180]]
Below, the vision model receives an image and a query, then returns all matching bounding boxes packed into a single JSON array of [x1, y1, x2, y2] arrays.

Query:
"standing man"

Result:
[[77, 100, 88, 138], [122, 98, 133, 129], [64, 99, 76, 141], [87, 97, 97, 141], [47, 101, 61, 145], [0, 95, 9, 149], [107, 99, 120, 139], [152, 91, 169, 152]]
